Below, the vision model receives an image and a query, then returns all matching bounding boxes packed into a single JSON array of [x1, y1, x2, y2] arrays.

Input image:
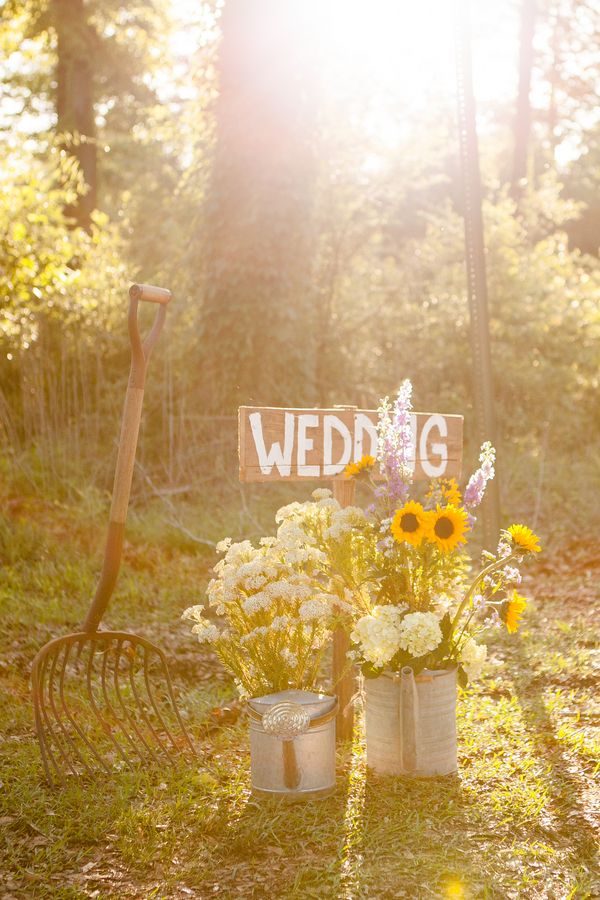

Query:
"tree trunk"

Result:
[[511, 0, 536, 198], [201, 0, 318, 413], [54, 0, 97, 230]]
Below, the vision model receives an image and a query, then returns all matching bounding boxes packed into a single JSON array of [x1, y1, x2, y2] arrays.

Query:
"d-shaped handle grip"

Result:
[[129, 283, 172, 305], [128, 284, 171, 388]]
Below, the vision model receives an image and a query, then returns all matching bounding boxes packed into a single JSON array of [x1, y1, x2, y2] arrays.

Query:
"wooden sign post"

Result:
[[238, 404, 463, 741]]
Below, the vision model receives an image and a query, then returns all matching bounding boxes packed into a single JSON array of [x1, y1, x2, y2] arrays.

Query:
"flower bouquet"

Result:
[[181, 503, 362, 797], [336, 379, 541, 775]]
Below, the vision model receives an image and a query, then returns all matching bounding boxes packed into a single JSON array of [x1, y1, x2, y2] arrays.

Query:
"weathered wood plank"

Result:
[[239, 406, 463, 483]]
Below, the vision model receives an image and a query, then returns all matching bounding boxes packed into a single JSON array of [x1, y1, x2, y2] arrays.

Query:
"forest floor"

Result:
[[0, 488, 599, 899]]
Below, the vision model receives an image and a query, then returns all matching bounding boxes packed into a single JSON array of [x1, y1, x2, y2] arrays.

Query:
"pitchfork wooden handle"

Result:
[[82, 285, 171, 633]]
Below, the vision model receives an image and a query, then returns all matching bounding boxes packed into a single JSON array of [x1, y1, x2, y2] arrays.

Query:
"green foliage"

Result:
[[0, 142, 126, 352]]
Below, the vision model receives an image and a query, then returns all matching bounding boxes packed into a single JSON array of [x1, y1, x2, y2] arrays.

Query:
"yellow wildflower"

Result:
[[440, 478, 462, 507], [345, 454, 376, 478], [507, 524, 541, 554], [503, 591, 528, 633]]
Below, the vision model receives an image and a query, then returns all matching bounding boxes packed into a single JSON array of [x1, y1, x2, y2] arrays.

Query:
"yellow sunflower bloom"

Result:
[[441, 478, 462, 507], [507, 524, 541, 554], [503, 591, 528, 633], [345, 454, 376, 478], [391, 500, 427, 547], [425, 504, 470, 553]]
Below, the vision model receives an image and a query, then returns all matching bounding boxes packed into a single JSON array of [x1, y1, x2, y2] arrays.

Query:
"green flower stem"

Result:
[[449, 551, 518, 636]]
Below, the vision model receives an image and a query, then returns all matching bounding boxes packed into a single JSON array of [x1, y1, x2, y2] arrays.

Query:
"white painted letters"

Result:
[[419, 414, 448, 478], [323, 415, 352, 476], [250, 411, 295, 476], [353, 413, 378, 462], [297, 414, 320, 477]]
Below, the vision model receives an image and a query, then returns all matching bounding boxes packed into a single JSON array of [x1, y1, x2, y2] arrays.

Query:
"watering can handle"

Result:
[[400, 667, 418, 773], [82, 284, 171, 633]]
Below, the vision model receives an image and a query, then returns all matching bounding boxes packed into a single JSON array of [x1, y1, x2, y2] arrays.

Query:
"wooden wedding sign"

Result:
[[238, 404, 464, 740], [239, 406, 463, 482]]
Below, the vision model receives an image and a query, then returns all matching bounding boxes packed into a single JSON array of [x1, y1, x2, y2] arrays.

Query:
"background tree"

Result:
[[199, 0, 319, 413], [54, 0, 97, 228]]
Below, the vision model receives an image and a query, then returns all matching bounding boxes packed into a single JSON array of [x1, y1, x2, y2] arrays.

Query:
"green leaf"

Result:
[[361, 662, 383, 679], [439, 612, 453, 640]]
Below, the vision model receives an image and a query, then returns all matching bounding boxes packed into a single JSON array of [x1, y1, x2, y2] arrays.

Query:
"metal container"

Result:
[[247, 689, 337, 799], [365, 667, 457, 777]]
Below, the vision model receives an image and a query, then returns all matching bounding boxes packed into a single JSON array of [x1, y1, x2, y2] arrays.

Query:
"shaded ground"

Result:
[[0, 494, 599, 899]]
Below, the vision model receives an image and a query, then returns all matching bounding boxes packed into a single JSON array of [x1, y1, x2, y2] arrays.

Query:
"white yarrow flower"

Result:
[[181, 605, 204, 622], [299, 598, 330, 621], [191, 621, 220, 643]]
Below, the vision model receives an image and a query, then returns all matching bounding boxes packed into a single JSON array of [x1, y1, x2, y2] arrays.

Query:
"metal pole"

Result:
[[454, 0, 501, 548]]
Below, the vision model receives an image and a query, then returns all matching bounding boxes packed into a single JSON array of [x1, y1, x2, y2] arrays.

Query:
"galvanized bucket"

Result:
[[364, 667, 457, 777], [247, 689, 337, 799]]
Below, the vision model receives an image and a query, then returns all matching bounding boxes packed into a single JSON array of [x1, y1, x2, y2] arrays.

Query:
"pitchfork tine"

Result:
[[127, 647, 169, 757], [99, 645, 140, 764], [86, 638, 130, 766], [112, 640, 163, 766], [33, 653, 64, 784], [44, 651, 79, 779], [58, 641, 110, 774], [142, 648, 180, 754], [154, 648, 197, 759]]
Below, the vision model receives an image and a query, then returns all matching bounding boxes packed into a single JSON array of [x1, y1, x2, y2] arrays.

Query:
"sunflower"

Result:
[[440, 478, 462, 507], [502, 591, 528, 633], [345, 454, 376, 478], [391, 500, 427, 547], [507, 524, 541, 554], [425, 504, 470, 553]]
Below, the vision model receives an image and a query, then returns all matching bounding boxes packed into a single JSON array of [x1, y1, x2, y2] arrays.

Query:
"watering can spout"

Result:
[[400, 666, 418, 773]]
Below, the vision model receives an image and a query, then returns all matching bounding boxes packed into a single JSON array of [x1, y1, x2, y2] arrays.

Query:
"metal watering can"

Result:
[[247, 689, 337, 799], [365, 667, 458, 777]]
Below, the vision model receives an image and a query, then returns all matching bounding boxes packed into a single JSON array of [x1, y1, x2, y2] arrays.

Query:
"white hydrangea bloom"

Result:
[[216, 537, 232, 554], [350, 605, 404, 667], [397, 612, 442, 658], [460, 638, 487, 682]]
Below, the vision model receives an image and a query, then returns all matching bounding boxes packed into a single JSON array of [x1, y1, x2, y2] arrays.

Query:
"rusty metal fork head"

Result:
[[31, 631, 197, 785]]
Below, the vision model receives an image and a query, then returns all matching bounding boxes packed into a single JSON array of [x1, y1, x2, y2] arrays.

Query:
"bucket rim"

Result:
[[376, 665, 457, 683], [247, 694, 338, 729]]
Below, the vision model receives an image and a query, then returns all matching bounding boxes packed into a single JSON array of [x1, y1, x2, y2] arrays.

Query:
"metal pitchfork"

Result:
[[31, 284, 197, 784]]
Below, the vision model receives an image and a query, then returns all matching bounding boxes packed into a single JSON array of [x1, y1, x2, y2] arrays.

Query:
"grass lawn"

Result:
[[0, 491, 599, 899]]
